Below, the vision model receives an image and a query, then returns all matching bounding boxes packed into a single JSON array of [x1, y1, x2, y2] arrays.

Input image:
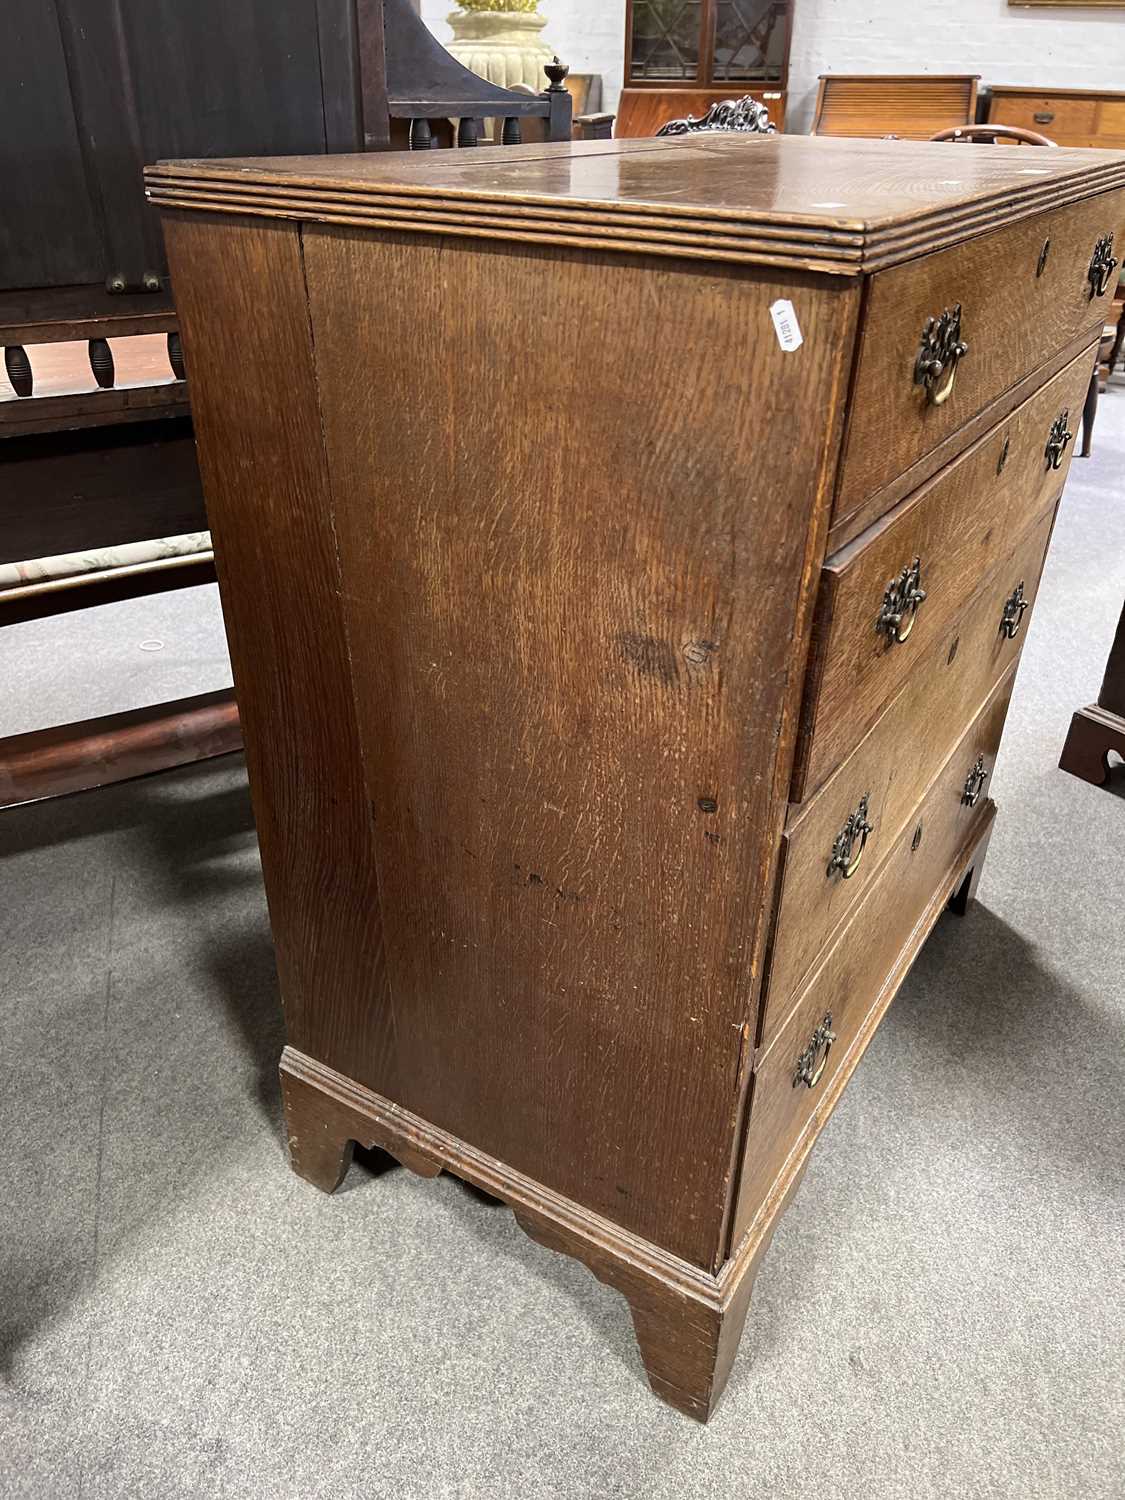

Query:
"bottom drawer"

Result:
[[734, 672, 1014, 1232]]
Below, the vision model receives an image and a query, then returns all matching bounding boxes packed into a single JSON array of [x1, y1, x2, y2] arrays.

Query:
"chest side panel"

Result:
[[160, 212, 393, 1082], [302, 228, 859, 1270]]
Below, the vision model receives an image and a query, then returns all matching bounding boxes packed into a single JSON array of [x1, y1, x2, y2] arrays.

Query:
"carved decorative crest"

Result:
[[1088, 234, 1119, 300], [656, 95, 775, 138]]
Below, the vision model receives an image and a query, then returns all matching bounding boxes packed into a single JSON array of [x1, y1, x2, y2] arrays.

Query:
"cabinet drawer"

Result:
[[793, 354, 1085, 801], [833, 191, 1122, 536], [739, 691, 1010, 1221], [999, 96, 1099, 143], [765, 660, 1019, 1050]]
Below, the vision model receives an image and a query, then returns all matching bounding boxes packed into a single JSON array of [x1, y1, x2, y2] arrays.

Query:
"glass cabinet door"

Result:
[[711, 0, 787, 83], [629, 0, 703, 82]]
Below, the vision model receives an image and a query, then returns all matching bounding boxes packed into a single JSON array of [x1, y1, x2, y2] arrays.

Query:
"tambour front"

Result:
[[146, 135, 1125, 1420]]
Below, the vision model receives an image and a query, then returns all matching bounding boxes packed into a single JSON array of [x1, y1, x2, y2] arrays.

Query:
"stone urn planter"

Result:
[[447, 10, 555, 94]]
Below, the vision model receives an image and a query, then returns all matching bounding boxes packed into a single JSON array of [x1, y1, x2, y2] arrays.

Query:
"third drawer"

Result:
[[760, 504, 1055, 1049], [737, 687, 1010, 1223]]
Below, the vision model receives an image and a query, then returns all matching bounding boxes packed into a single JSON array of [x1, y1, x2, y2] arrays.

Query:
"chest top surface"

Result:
[[146, 134, 1125, 274]]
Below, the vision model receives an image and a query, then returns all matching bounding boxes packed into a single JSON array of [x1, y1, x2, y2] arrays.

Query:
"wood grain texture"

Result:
[[795, 350, 1093, 799], [770, 509, 1057, 1042], [159, 211, 392, 1085], [734, 695, 1008, 1240], [812, 75, 978, 140], [300, 227, 859, 1271], [834, 192, 1125, 529], [144, 136, 1125, 278]]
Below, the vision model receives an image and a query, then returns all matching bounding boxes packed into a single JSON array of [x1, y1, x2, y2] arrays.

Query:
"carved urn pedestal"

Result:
[[446, 10, 554, 94]]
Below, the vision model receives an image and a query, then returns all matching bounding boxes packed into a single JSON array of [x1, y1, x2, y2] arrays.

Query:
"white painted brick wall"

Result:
[[786, 0, 1125, 132], [420, 1, 1125, 134]]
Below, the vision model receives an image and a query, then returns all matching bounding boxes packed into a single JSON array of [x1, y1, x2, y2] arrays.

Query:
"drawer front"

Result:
[[793, 354, 1087, 800], [738, 689, 1011, 1225], [766, 657, 1021, 1050], [996, 96, 1099, 145], [834, 190, 1123, 533]]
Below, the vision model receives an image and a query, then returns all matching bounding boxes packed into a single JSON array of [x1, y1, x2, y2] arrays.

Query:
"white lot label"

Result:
[[770, 299, 803, 352]]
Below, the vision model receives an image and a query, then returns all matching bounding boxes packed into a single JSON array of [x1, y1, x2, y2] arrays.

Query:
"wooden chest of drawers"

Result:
[[146, 135, 1125, 1421]]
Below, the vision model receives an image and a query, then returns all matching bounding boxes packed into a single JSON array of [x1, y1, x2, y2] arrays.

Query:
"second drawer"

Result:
[[762, 504, 1054, 1048], [792, 349, 1088, 803]]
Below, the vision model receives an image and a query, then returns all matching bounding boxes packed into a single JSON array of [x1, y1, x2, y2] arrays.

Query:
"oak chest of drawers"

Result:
[[147, 135, 1125, 1421]]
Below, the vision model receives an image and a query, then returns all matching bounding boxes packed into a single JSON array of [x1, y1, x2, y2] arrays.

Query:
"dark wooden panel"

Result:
[[0, 0, 106, 290], [160, 210, 393, 1097], [303, 228, 860, 1271], [316, 0, 365, 153], [0, 418, 204, 565]]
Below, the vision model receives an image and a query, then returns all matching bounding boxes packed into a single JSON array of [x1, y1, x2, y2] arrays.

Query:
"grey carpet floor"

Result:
[[2, 399, 1124, 1499]]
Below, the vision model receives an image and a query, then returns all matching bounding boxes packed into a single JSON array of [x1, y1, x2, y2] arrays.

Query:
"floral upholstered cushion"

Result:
[[0, 532, 212, 591]]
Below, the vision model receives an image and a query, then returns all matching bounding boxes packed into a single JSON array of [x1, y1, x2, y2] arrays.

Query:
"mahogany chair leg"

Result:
[[1109, 306, 1125, 377], [1081, 364, 1099, 458], [626, 1275, 755, 1422]]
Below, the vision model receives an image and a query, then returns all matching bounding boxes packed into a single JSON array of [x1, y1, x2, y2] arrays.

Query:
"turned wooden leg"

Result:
[[281, 1066, 356, 1191], [949, 818, 994, 916], [1081, 364, 1099, 458], [626, 1276, 754, 1422], [1059, 704, 1125, 789]]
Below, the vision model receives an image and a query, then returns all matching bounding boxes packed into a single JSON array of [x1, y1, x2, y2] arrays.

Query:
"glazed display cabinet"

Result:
[[617, 0, 790, 135]]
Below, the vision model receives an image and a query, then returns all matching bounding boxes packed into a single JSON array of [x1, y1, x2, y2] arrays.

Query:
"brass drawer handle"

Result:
[[1033, 111, 1055, 125], [1000, 581, 1029, 639], [914, 304, 968, 406], [877, 557, 926, 643], [1045, 410, 1073, 471], [962, 754, 989, 807], [828, 794, 873, 880], [1088, 234, 1119, 300], [794, 1013, 837, 1090]]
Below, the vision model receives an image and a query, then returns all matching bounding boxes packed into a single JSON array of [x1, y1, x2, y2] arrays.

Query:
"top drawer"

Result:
[[834, 191, 1124, 537]]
